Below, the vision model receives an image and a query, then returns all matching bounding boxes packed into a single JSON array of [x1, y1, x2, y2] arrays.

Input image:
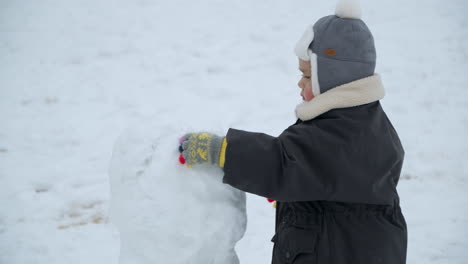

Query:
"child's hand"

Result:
[[178, 132, 226, 168]]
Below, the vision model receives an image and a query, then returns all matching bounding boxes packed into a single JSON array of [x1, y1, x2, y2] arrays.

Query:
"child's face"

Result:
[[298, 59, 315, 101]]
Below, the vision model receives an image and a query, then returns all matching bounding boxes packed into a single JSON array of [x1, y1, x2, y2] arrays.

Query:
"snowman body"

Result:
[[109, 121, 246, 264]]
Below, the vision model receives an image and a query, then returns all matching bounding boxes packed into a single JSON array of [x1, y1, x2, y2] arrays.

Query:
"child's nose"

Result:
[[298, 80, 304, 89]]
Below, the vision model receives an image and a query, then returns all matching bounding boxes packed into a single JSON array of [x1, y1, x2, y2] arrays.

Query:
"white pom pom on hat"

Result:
[[335, 0, 362, 19]]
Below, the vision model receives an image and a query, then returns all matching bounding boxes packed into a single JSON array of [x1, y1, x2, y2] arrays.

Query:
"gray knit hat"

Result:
[[295, 0, 376, 95]]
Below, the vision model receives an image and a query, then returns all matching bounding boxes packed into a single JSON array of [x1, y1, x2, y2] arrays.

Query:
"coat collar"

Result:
[[295, 74, 385, 121]]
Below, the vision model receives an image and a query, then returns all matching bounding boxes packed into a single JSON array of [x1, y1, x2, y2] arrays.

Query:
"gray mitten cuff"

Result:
[[209, 134, 223, 166]]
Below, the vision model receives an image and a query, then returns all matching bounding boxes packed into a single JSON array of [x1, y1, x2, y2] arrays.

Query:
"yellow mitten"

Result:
[[178, 133, 227, 168]]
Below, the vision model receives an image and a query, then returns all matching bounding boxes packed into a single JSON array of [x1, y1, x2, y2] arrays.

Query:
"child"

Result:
[[178, 0, 407, 263]]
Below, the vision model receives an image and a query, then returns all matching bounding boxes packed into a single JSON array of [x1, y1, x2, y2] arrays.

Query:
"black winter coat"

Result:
[[222, 101, 407, 264]]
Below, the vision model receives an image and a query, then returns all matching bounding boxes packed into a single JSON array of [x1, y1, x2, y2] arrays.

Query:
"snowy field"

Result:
[[1, 0, 467, 263]]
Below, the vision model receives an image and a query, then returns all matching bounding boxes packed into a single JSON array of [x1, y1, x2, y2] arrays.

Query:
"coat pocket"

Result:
[[272, 224, 319, 264]]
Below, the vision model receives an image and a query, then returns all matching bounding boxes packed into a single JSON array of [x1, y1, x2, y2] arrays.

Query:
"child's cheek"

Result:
[[304, 83, 314, 101]]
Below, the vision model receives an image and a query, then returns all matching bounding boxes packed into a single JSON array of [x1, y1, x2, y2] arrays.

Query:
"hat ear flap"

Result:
[[294, 25, 314, 61], [308, 50, 321, 96]]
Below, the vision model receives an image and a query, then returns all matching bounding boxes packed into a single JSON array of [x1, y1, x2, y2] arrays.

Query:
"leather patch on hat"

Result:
[[324, 49, 337, 56]]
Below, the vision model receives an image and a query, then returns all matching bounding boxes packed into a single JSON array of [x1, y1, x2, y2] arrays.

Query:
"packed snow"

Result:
[[1, 0, 467, 263], [108, 120, 246, 264]]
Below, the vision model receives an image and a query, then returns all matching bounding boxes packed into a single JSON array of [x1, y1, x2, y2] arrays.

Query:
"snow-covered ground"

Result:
[[1, 0, 467, 263]]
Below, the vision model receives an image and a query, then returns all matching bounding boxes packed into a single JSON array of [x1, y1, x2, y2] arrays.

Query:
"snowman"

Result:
[[108, 119, 247, 264]]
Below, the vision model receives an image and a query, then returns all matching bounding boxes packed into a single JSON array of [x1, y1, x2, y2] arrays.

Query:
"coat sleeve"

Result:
[[222, 121, 402, 204]]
